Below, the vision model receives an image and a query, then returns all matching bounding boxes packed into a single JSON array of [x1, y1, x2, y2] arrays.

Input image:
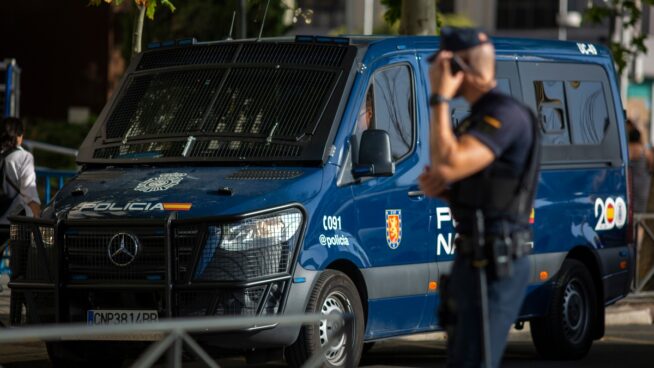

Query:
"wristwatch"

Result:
[[429, 93, 450, 106]]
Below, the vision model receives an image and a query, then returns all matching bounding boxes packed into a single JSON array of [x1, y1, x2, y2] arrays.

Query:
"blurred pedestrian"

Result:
[[627, 120, 651, 214], [0, 117, 40, 243]]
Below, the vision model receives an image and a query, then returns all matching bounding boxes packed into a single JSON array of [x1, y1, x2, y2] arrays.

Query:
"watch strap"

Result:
[[430, 93, 451, 106]]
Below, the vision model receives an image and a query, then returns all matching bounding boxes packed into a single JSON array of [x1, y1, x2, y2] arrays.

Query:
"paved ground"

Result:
[[0, 325, 653, 367], [1, 275, 653, 367]]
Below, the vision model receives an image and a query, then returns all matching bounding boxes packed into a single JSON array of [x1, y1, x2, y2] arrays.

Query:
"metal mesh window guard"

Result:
[[137, 44, 238, 70], [87, 41, 355, 163], [106, 69, 226, 140]]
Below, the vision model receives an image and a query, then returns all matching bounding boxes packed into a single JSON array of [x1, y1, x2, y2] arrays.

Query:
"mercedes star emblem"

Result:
[[107, 233, 140, 267]]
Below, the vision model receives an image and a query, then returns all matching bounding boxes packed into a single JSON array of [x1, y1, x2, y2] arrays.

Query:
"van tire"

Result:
[[362, 342, 375, 354], [47, 341, 126, 368], [285, 270, 364, 368], [530, 259, 597, 360]]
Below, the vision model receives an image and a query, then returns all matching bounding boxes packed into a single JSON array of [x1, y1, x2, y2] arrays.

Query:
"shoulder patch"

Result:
[[482, 115, 502, 129]]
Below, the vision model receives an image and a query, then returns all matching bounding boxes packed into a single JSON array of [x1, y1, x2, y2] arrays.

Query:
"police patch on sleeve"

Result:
[[482, 115, 502, 129], [474, 115, 502, 134]]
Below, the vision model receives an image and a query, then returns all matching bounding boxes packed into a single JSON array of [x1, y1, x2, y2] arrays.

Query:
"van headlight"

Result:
[[194, 208, 303, 281], [29, 227, 55, 248]]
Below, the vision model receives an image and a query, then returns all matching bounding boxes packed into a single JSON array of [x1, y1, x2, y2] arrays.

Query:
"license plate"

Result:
[[87, 310, 159, 325]]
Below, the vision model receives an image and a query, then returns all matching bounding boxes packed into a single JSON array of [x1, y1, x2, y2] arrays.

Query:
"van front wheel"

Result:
[[285, 270, 364, 368], [530, 259, 597, 360]]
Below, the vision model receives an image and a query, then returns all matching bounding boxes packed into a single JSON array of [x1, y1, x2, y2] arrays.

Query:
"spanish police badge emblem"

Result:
[[135, 173, 187, 193], [385, 209, 402, 249]]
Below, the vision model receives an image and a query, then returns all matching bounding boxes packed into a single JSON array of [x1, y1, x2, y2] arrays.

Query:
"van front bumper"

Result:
[[8, 208, 314, 348]]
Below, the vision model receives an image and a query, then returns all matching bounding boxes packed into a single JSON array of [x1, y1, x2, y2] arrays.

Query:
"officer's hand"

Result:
[[429, 51, 464, 99], [419, 166, 447, 198]]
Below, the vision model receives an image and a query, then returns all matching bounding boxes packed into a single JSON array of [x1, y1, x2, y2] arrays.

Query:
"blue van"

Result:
[[8, 35, 633, 367]]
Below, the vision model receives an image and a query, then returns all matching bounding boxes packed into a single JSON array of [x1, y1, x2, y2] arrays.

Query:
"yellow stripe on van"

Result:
[[163, 203, 193, 211]]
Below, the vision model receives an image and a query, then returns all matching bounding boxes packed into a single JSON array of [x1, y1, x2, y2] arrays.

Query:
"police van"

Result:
[[8, 35, 633, 367]]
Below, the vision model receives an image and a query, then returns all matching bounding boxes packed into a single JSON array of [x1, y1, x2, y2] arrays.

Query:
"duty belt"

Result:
[[455, 232, 532, 259]]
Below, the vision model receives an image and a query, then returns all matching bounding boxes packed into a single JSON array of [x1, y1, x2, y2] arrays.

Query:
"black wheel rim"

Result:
[[562, 278, 589, 344]]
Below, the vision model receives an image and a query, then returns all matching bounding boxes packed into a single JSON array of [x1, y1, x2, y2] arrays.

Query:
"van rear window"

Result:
[[81, 42, 357, 164]]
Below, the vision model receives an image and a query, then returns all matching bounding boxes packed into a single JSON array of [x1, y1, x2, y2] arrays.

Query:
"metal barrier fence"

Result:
[[634, 213, 654, 293], [0, 313, 352, 368], [35, 167, 76, 203]]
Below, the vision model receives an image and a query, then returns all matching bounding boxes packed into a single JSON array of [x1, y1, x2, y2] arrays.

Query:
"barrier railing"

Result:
[[0, 313, 353, 368], [633, 213, 654, 293], [35, 167, 76, 204]]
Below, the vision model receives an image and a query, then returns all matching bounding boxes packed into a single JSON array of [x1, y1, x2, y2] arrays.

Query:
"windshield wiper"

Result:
[[266, 122, 279, 144], [182, 136, 196, 157]]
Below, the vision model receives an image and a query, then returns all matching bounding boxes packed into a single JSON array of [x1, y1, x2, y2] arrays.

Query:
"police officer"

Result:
[[419, 27, 540, 368]]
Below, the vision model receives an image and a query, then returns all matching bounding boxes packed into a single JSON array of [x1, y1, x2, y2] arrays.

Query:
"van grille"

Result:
[[66, 227, 167, 282], [225, 169, 303, 180]]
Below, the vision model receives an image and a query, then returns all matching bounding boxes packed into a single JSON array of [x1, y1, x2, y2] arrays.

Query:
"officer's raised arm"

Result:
[[420, 45, 498, 198]]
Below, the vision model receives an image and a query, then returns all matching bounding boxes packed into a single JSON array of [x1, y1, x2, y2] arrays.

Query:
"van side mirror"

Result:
[[352, 129, 395, 178]]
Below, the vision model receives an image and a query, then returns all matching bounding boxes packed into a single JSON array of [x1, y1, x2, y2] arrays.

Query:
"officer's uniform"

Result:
[[436, 28, 540, 368]]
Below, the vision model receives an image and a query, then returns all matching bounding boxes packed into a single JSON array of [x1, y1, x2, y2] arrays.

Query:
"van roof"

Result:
[[183, 35, 610, 60], [345, 35, 611, 59]]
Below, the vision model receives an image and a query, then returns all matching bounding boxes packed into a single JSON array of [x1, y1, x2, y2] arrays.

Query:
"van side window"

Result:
[[355, 87, 375, 138], [534, 80, 609, 146], [372, 65, 414, 160], [566, 81, 608, 145], [534, 81, 570, 145], [521, 62, 620, 164]]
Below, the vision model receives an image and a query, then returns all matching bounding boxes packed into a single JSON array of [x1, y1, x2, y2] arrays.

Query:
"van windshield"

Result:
[[79, 41, 357, 165]]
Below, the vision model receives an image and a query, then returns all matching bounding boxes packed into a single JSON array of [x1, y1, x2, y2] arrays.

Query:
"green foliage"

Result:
[[146, 0, 176, 20], [89, 0, 175, 20], [25, 118, 93, 170], [381, 0, 402, 26], [143, 0, 291, 43], [583, 4, 616, 25], [380, 0, 445, 34], [440, 13, 474, 28], [94, 0, 291, 62], [584, 0, 654, 74]]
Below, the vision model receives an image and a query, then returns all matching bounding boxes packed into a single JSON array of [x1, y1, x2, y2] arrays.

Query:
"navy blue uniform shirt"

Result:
[[451, 89, 535, 235]]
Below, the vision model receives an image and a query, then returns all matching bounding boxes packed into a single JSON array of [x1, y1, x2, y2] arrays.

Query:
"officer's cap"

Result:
[[440, 27, 490, 52]]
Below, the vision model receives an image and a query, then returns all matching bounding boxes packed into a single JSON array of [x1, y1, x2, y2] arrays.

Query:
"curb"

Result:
[[605, 305, 653, 325]]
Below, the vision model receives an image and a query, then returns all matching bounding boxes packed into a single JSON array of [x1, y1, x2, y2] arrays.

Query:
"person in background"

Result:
[[627, 120, 652, 214], [0, 117, 41, 235], [357, 87, 375, 133]]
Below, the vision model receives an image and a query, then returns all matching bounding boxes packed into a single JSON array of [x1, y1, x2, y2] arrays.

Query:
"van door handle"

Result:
[[408, 190, 425, 198]]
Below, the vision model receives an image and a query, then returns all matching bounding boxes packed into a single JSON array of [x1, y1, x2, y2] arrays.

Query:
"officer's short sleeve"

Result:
[[464, 103, 525, 157]]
